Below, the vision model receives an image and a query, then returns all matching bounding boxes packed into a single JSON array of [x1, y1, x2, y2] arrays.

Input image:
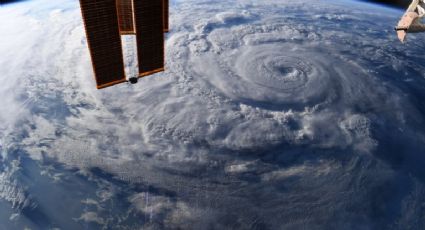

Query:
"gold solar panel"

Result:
[[116, 0, 135, 35], [163, 0, 169, 32], [79, 0, 126, 89], [134, 0, 165, 77]]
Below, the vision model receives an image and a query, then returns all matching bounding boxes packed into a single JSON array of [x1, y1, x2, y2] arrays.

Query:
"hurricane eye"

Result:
[[275, 66, 298, 76]]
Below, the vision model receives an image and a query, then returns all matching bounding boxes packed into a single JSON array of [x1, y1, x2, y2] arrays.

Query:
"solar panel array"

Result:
[[134, 0, 165, 77], [164, 0, 169, 32], [116, 0, 135, 34], [79, 0, 127, 89], [79, 0, 168, 88]]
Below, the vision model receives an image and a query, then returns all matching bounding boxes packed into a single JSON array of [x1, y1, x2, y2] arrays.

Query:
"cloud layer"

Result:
[[1, 0, 425, 229]]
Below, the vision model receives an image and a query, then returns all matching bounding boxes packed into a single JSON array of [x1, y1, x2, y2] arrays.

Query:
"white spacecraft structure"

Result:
[[396, 0, 425, 42]]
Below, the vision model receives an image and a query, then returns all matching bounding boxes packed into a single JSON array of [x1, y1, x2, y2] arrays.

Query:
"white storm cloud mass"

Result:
[[1, 0, 425, 229]]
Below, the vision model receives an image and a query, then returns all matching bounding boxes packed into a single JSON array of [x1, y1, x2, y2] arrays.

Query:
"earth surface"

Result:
[[1, 0, 425, 229]]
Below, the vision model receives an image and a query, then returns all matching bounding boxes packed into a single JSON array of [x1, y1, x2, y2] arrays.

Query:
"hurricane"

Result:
[[1, 0, 425, 229]]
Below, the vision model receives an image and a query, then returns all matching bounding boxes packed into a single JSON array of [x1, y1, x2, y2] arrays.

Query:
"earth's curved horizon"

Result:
[[1, 0, 425, 229]]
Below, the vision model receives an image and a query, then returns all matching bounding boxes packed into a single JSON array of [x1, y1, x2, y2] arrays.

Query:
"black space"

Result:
[[362, 0, 412, 8], [0, 0, 27, 5]]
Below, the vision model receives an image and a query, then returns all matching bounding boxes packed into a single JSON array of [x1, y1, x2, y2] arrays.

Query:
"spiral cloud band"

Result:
[[1, 0, 425, 229]]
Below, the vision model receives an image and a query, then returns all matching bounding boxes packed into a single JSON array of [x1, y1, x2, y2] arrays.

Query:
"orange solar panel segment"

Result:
[[116, 0, 135, 35], [134, 0, 165, 77], [79, 0, 126, 89], [163, 0, 169, 32]]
